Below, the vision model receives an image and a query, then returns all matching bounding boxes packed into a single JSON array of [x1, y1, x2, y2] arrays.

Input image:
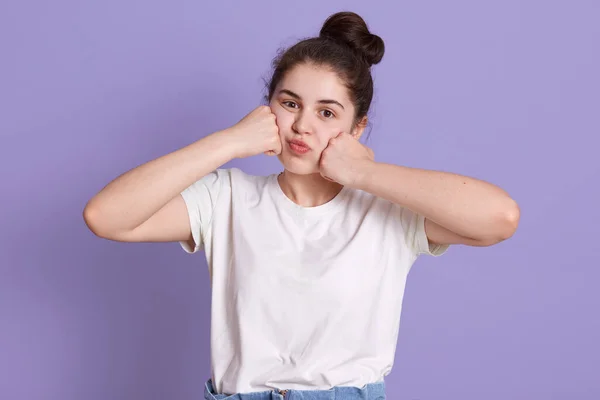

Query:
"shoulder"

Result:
[[198, 167, 272, 187], [223, 167, 273, 190], [183, 168, 272, 202], [342, 187, 418, 230], [342, 186, 396, 212], [197, 168, 275, 202], [344, 188, 448, 257]]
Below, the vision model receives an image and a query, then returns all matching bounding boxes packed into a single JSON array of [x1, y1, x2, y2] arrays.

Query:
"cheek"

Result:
[[272, 111, 294, 139], [316, 125, 345, 147]]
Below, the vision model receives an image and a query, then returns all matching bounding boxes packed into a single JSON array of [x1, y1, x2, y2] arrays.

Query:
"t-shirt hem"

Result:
[[179, 190, 202, 254], [417, 214, 449, 256]]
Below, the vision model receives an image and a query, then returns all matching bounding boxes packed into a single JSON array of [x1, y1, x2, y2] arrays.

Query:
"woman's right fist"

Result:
[[229, 106, 282, 158]]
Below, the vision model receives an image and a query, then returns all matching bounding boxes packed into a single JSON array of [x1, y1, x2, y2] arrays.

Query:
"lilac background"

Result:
[[1, 0, 599, 399]]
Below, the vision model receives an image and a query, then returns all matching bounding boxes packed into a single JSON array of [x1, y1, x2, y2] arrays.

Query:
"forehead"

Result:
[[277, 63, 351, 105]]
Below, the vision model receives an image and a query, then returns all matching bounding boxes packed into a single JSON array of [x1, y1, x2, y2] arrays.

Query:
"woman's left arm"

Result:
[[353, 161, 520, 247]]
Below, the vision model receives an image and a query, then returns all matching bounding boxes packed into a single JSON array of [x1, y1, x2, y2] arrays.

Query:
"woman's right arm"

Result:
[[83, 105, 281, 246]]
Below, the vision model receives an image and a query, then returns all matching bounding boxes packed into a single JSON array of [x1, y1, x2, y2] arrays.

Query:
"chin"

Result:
[[276, 152, 320, 175]]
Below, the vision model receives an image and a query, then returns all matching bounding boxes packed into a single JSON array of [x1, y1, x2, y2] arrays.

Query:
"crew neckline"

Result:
[[268, 173, 348, 216]]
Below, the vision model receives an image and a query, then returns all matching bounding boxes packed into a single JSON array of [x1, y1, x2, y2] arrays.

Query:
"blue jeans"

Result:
[[203, 378, 386, 400]]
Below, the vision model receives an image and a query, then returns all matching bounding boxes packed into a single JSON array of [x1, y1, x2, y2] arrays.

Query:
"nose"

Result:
[[292, 111, 314, 135]]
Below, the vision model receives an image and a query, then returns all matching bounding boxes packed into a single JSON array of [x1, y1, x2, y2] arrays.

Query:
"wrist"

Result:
[[190, 129, 240, 163], [352, 159, 378, 190], [213, 128, 245, 159]]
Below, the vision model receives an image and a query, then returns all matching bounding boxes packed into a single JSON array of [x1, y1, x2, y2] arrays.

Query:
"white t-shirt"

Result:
[[179, 168, 448, 395]]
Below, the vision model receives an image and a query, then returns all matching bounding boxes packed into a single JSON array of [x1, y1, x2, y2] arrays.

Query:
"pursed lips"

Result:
[[287, 139, 311, 154]]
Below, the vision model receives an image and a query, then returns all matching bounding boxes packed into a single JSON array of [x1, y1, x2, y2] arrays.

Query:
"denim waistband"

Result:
[[204, 378, 386, 400]]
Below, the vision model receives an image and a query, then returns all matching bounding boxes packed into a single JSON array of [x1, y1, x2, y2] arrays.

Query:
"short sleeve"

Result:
[[398, 206, 449, 258], [178, 169, 223, 254]]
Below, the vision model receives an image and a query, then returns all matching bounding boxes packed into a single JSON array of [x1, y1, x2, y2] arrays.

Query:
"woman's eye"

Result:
[[321, 110, 334, 118], [283, 101, 298, 108]]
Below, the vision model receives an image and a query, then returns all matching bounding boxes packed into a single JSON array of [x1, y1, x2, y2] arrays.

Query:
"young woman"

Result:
[[84, 11, 520, 400]]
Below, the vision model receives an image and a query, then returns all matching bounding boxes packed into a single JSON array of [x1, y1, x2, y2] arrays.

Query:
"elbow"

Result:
[[83, 201, 136, 241], [492, 197, 521, 244], [83, 202, 101, 236], [476, 198, 520, 246], [501, 198, 520, 239], [83, 202, 112, 239]]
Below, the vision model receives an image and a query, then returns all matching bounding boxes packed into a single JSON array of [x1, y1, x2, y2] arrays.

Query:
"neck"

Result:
[[277, 170, 343, 207]]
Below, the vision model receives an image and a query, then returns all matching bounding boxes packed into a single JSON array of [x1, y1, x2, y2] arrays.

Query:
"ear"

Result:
[[351, 116, 368, 140]]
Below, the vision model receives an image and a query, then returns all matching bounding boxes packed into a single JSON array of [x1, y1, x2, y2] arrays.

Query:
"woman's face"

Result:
[[269, 63, 365, 175]]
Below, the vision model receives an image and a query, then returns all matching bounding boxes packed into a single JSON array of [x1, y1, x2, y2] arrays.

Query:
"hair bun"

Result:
[[319, 11, 385, 66]]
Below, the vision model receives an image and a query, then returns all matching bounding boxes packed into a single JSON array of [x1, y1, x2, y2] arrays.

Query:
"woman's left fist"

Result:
[[319, 132, 375, 187]]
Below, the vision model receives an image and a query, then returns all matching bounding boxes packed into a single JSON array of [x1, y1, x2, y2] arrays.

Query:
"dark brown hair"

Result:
[[265, 11, 385, 127]]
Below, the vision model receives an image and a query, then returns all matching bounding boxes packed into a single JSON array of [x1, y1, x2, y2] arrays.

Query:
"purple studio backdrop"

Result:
[[1, 1, 598, 399]]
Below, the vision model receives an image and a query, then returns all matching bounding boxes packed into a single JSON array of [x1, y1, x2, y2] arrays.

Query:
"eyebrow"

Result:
[[278, 89, 345, 110]]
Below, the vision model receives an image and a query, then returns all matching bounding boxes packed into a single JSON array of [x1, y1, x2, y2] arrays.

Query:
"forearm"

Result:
[[355, 161, 519, 242], [84, 129, 238, 234]]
